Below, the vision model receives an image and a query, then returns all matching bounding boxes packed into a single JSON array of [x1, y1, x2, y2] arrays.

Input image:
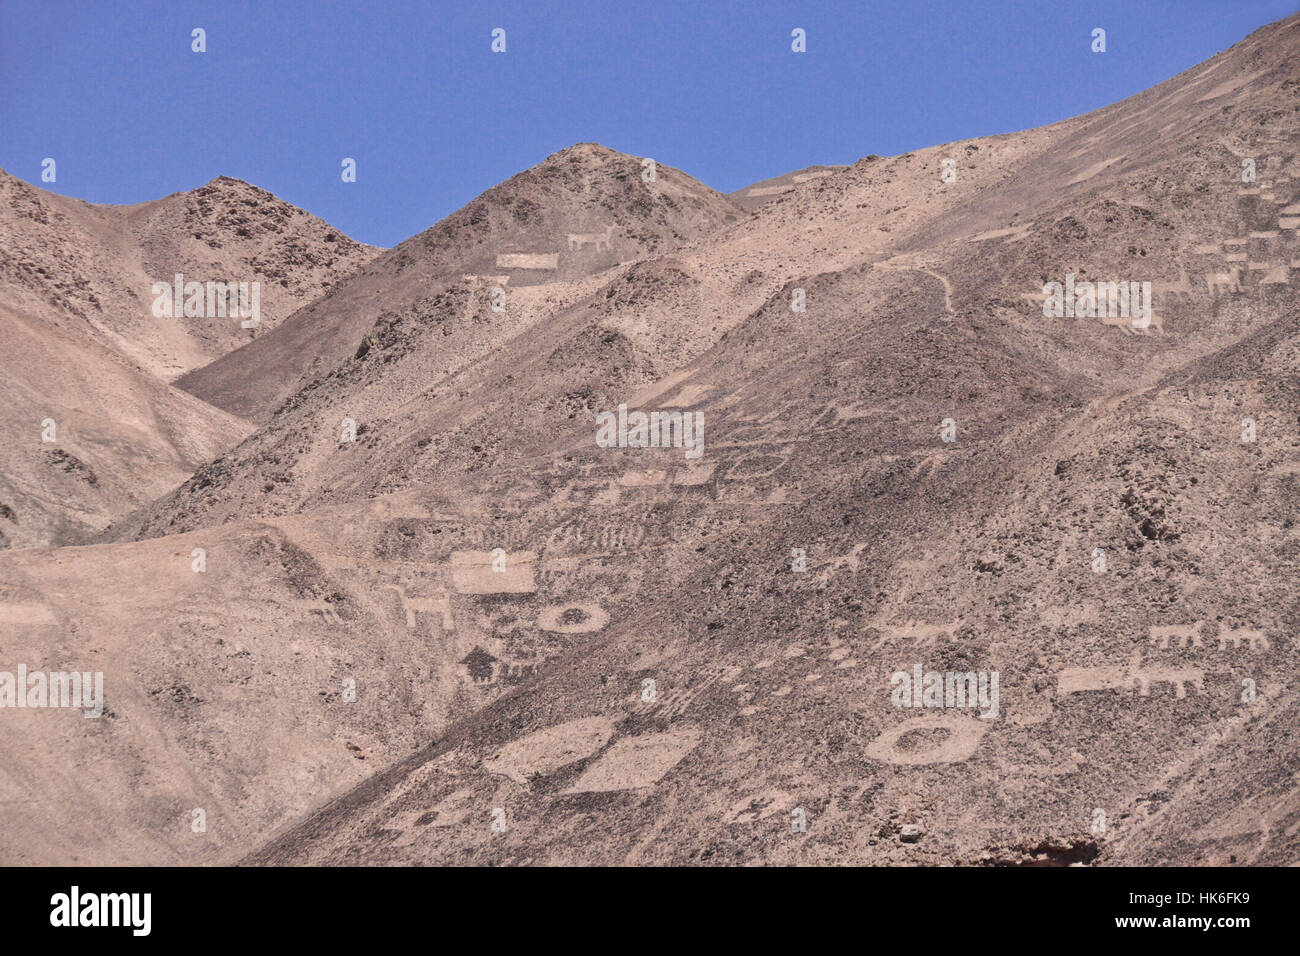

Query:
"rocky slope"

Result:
[[174, 144, 745, 421], [1, 13, 1297, 866], [0, 170, 378, 378], [0, 171, 377, 549]]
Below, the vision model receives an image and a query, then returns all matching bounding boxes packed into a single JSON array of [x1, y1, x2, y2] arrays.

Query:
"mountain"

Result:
[[173, 144, 745, 422], [241, 13, 1300, 865], [0, 170, 379, 379], [0, 302, 252, 549], [114, 11, 1300, 547], [0, 172, 377, 549], [2, 12, 1298, 866]]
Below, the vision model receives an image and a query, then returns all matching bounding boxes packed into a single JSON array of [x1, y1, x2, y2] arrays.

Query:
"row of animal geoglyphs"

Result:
[[1148, 623, 1270, 651], [321, 604, 1285, 839], [461, 627, 1229, 784], [384, 625, 1264, 845], [490, 225, 621, 272], [1193, 149, 1296, 298], [1057, 649, 1205, 699], [1013, 149, 1296, 334], [454, 615, 1271, 808]]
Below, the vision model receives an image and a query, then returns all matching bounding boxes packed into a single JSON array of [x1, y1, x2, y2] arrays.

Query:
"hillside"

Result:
[[174, 144, 745, 421], [0, 171, 378, 548], [1, 12, 1297, 866], [0, 170, 379, 378]]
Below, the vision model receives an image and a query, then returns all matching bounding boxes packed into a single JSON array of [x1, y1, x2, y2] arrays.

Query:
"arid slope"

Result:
[[0, 171, 378, 548], [175, 144, 744, 421], [1, 13, 1297, 867]]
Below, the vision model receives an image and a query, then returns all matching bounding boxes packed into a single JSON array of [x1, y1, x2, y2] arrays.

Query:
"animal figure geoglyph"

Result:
[[869, 618, 962, 650], [1058, 649, 1204, 699], [1149, 623, 1203, 649], [384, 584, 455, 631], [567, 224, 616, 252], [1101, 311, 1164, 335], [1217, 627, 1270, 652], [1207, 267, 1242, 294]]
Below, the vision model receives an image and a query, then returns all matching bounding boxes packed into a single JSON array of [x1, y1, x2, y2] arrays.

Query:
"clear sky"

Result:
[[2, 0, 1295, 247]]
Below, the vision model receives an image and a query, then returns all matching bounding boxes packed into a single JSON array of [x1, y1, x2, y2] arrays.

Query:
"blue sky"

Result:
[[2, 0, 1295, 247]]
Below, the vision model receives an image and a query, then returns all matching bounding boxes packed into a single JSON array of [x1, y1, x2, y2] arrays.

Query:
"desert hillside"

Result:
[[174, 144, 745, 422], [0, 12, 1297, 867], [0, 173, 377, 550], [0, 170, 379, 378]]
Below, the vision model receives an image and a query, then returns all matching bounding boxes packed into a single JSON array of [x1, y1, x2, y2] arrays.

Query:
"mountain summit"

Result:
[[175, 143, 744, 421]]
